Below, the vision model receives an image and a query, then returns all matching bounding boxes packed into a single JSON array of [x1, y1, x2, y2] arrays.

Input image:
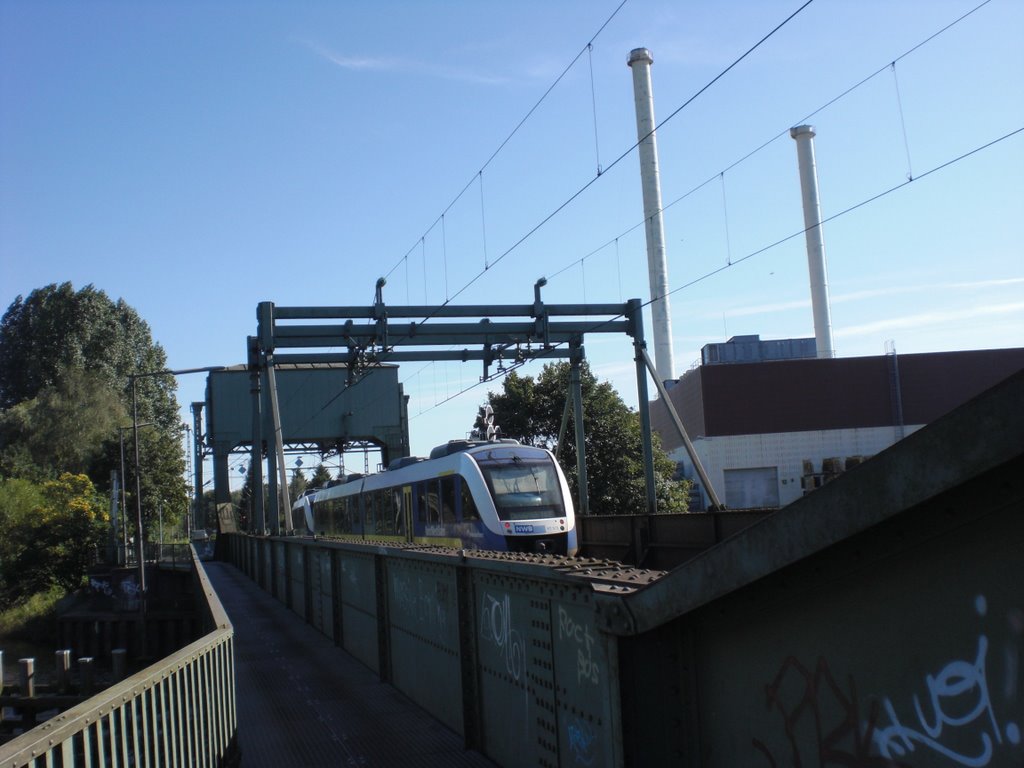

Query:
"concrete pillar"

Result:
[[55, 649, 71, 693], [19, 658, 34, 698], [112, 648, 127, 681], [79, 657, 95, 696]]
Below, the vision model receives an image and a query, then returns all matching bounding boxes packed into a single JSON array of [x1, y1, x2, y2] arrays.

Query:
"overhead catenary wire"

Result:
[[546, 0, 997, 289], [588, 43, 603, 176], [890, 62, 915, 181], [296, 0, 1001, 438], [286, 0, 822, 437], [408, 125, 1022, 418], [382, 0, 631, 284], [425, 0, 817, 310]]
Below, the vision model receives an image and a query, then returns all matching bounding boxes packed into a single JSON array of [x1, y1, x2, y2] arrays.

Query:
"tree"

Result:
[[288, 468, 307, 501], [0, 283, 176, 427], [238, 465, 258, 532], [0, 283, 187, 530], [129, 428, 188, 538], [238, 464, 269, 532], [0, 477, 44, 600], [309, 464, 332, 489], [0, 474, 106, 607], [0, 368, 127, 480], [476, 362, 689, 515]]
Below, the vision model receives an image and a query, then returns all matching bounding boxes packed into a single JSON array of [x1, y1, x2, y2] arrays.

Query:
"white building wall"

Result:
[[670, 424, 925, 509]]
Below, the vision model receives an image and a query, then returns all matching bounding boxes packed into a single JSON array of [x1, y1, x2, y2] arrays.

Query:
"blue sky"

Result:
[[2, 0, 1021, 487]]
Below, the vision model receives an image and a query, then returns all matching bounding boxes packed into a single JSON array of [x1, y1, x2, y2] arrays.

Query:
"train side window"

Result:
[[333, 498, 343, 532], [394, 488, 406, 536], [418, 479, 440, 524], [351, 495, 362, 533], [460, 479, 479, 521], [363, 492, 375, 534], [370, 493, 382, 536], [440, 476, 456, 523], [341, 496, 353, 533], [415, 482, 428, 523], [313, 499, 325, 532], [323, 499, 334, 532], [379, 489, 396, 535]]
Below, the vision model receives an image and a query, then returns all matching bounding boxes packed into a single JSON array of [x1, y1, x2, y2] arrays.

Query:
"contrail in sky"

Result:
[[836, 302, 1024, 338], [717, 277, 1024, 319], [301, 40, 509, 85]]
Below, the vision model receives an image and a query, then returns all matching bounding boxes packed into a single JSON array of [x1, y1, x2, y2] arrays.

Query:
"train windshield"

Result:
[[476, 453, 564, 521]]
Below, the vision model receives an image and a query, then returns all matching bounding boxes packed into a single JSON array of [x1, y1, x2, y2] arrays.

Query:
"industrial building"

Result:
[[650, 337, 1024, 509]]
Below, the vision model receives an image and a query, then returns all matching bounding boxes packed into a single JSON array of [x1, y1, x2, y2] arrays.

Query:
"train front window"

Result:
[[478, 456, 563, 521]]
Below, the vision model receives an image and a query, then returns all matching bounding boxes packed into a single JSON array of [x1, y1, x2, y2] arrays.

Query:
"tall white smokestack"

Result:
[[628, 47, 675, 382], [790, 124, 835, 359]]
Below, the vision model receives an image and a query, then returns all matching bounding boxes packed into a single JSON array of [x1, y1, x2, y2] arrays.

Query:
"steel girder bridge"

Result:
[[238, 278, 700, 534]]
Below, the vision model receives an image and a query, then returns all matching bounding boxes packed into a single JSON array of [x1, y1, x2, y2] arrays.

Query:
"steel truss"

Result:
[[253, 279, 662, 532]]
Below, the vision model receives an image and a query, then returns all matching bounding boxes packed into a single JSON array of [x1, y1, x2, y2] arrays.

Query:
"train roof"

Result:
[[428, 438, 521, 460]]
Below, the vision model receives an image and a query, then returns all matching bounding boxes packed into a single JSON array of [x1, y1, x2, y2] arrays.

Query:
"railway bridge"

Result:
[[2, 370, 1022, 767]]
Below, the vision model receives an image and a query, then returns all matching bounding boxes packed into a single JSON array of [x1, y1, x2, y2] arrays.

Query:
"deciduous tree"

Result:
[[0, 283, 187, 533], [0, 474, 106, 607], [0, 283, 176, 426], [476, 362, 689, 515]]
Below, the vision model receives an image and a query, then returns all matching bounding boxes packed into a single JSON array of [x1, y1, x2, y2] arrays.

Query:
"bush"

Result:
[[0, 474, 106, 608]]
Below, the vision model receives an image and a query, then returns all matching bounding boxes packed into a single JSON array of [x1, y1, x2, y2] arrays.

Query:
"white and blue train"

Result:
[[291, 440, 578, 556]]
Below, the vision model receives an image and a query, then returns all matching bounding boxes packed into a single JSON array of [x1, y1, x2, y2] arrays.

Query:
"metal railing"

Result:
[[0, 548, 238, 768]]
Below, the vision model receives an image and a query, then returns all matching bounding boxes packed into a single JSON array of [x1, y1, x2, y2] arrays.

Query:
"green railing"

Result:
[[0, 549, 238, 768]]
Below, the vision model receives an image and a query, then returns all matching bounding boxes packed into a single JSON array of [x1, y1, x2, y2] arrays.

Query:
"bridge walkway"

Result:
[[204, 561, 495, 767]]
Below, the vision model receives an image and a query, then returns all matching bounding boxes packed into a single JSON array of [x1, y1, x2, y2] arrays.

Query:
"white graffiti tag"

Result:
[[481, 592, 525, 682], [559, 606, 600, 686], [873, 597, 1022, 767], [392, 574, 449, 638]]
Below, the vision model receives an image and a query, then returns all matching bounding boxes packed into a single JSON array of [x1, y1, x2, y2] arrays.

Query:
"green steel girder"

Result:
[[270, 320, 631, 349], [252, 291, 659, 527]]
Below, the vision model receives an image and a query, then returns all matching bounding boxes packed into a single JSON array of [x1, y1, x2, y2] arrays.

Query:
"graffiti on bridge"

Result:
[[753, 595, 1022, 767], [566, 716, 597, 766], [558, 605, 600, 687], [392, 572, 450, 639], [481, 591, 525, 682]]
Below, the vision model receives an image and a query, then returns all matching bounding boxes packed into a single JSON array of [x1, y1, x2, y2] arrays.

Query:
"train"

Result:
[[291, 439, 578, 556]]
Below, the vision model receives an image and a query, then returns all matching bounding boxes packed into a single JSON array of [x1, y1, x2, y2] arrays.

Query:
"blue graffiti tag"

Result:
[[567, 718, 597, 766]]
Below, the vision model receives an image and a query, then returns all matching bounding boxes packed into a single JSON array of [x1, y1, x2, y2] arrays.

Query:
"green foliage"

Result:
[[0, 586, 62, 660], [0, 474, 106, 608], [288, 467, 307, 501], [0, 477, 43, 574], [0, 282, 188, 540], [477, 362, 690, 515], [0, 283, 177, 427], [129, 427, 189, 537], [237, 466, 267, 532], [309, 464, 332, 489], [0, 368, 127, 480]]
